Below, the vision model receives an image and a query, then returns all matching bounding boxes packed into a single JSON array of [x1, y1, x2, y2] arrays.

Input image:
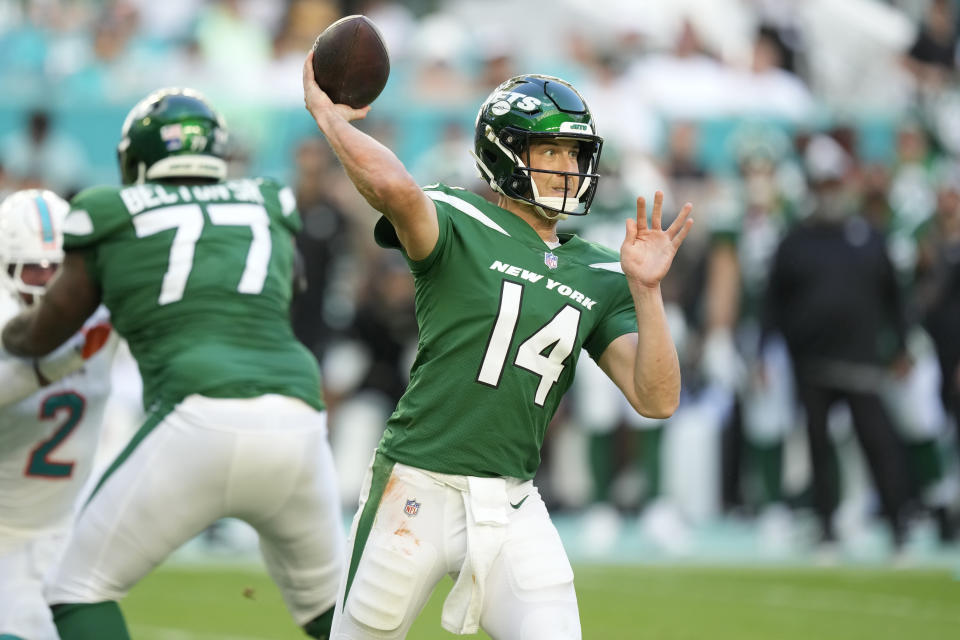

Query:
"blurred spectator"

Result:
[[765, 135, 912, 553], [800, 0, 916, 114], [919, 167, 960, 466], [58, 4, 169, 105], [358, 0, 418, 62], [577, 47, 660, 157], [729, 25, 815, 122], [0, 109, 87, 195], [128, 0, 203, 41], [259, 0, 339, 106], [290, 137, 355, 361], [476, 50, 517, 95], [410, 119, 480, 190], [628, 19, 736, 120], [889, 122, 938, 235], [860, 163, 896, 231], [338, 253, 417, 407], [571, 209, 693, 556], [0, 161, 9, 201], [702, 124, 801, 552], [872, 149, 957, 544], [403, 12, 475, 108], [0, 4, 52, 101], [665, 122, 707, 182], [324, 252, 418, 508], [905, 0, 958, 89], [193, 0, 274, 102], [195, 0, 274, 66]]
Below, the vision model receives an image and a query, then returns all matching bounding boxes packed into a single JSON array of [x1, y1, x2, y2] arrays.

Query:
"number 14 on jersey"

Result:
[[477, 280, 581, 407]]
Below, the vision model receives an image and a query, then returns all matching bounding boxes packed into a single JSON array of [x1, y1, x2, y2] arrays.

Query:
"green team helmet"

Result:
[[473, 74, 603, 218], [117, 88, 229, 185]]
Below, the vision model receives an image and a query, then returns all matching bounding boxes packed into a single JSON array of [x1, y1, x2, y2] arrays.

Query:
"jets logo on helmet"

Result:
[[472, 74, 603, 219], [0, 189, 69, 306], [117, 87, 229, 185]]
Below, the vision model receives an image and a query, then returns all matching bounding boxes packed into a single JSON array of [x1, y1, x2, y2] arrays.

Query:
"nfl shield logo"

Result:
[[544, 251, 559, 270], [404, 499, 420, 517]]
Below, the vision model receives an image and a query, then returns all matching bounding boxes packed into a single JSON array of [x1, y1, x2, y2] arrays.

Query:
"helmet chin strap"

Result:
[[527, 171, 576, 219], [533, 202, 564, 221]]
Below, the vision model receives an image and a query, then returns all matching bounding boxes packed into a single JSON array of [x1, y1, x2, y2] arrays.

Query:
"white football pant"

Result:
[[331, 453, 580, 639], [46, 393, 345, 626]]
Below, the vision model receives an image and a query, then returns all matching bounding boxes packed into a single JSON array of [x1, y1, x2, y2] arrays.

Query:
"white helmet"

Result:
[[0, 189, 70, 305]]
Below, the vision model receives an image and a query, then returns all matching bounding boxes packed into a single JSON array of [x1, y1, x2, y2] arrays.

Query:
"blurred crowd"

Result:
[[3, 0, 960, 560]]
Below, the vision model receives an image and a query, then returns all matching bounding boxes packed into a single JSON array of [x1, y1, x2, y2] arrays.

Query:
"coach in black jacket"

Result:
[[765, 135, 911, 552]]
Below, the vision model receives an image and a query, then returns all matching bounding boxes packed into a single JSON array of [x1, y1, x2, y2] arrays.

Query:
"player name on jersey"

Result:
[[489, 260, 599, 310], [119, 179, 266, 215]]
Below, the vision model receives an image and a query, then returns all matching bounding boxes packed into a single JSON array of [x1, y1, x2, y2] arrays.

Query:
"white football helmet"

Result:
[[0, 189, 70, 305]]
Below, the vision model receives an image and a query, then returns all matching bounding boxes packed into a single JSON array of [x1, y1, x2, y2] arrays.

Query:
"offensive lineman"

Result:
[[0, 189, 117, 640], [302, 53, 692, 638], [2, 89, 344, 639]]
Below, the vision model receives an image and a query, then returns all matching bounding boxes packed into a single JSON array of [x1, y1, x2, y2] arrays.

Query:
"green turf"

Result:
[[122, 563, 960, 639]]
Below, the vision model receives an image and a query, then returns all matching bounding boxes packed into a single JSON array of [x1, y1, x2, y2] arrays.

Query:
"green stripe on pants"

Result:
[[342, 451, 396, 611], [83, 399, 176, 509]]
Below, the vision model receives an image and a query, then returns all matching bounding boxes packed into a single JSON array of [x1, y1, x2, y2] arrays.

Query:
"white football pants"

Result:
[[331, 452, 580, 639], [0, 529, 68, 640], [46, 394, 345, 626]]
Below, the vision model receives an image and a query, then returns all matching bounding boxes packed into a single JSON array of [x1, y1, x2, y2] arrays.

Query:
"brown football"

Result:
[[311, 15, 390, 109]]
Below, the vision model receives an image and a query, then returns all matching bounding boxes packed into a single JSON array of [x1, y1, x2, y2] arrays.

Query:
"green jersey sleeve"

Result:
[[63, 186, 132, 250], [582, 262, 637, 360], [257, 177, 303, 235], [372, 184, 466, 275]]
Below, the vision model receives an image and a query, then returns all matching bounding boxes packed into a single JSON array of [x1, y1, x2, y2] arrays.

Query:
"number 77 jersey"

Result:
[[61, 178, 322, 413], [374, 184, 638, 480]]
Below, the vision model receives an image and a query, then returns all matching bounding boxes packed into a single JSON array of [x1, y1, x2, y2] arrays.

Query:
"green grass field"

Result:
[[121, 563, 960, 639]]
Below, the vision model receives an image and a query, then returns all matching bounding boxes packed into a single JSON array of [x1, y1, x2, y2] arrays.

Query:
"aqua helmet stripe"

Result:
[[34, 195, 55, 246]]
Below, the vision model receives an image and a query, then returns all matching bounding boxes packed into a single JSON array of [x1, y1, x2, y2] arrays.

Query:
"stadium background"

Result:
[[2, 0, 960, 638]]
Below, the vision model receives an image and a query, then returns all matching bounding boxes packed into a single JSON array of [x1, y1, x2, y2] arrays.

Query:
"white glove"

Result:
[[701, 329, 747, 392]]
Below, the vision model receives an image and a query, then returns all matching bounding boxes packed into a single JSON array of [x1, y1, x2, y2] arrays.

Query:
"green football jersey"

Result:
[[710, 190, 798, 322], [374, 184, 637, 479], [61, 178, 323, 412]]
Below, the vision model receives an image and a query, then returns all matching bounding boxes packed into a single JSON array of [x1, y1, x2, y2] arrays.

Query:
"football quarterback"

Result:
[[304, 52, 693, 640]]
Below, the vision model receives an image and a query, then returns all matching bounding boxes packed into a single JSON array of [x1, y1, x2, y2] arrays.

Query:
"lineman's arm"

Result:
[[0, 330, 102, 406], [705, 242, 739, 332], [1, 252, 102, 358], [302, 52, 438, 260], [701, 240, 747, 390]]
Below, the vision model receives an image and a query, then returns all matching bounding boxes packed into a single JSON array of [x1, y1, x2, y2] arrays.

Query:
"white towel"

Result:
[[441, 476, 509, 634]]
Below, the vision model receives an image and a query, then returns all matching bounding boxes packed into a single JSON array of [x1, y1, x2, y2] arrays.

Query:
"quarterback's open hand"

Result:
[[620, 191, 693, 289], [302, 51, 371, 123]]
